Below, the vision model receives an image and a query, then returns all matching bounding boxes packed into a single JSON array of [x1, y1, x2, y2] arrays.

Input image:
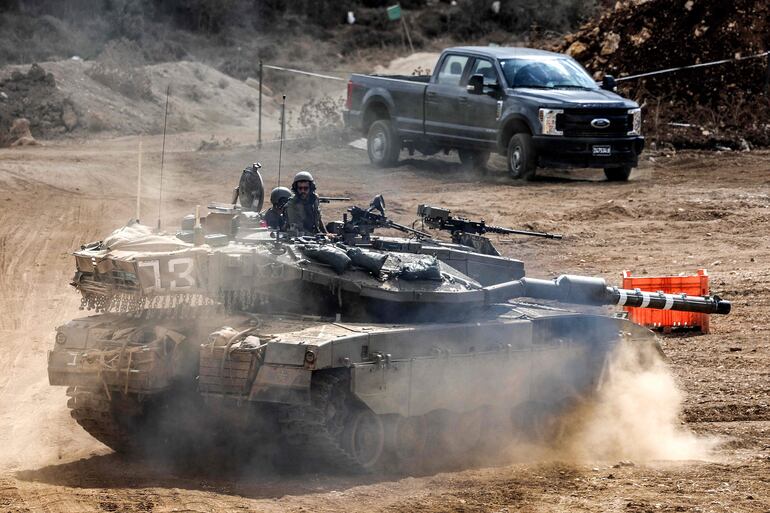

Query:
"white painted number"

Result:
[[137, 258, 195, 291], [168, 257, 195, 290]]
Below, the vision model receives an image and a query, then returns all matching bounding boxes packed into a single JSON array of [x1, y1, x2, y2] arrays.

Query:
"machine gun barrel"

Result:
[[484, 274, 731, 315], [319, 196, 351, 203], [483, 225, 562, 239], [386, 220, 432, 239]]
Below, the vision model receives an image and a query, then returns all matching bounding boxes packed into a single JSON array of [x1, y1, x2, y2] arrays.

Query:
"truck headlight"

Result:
[[628, 108, 642, 135], [538, 108, 563, 136]]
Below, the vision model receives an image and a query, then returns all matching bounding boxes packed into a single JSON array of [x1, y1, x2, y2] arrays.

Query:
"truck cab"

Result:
[[345, 47, 644, 181]]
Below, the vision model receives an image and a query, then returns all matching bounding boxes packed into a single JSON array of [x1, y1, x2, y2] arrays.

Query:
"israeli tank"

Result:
[[49, 166, 731, 472]]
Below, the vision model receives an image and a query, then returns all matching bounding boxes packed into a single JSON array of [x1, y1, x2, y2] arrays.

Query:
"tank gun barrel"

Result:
[[484, 275, 731, 315]]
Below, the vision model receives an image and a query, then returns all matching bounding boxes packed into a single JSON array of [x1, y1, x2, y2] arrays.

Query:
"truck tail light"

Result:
[[345, 80, 353, 110]]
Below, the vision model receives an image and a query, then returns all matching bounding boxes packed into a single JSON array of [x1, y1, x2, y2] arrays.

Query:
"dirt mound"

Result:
[[557, 0, 770, 148], [0, 63, 74, 146], [0, 60, 279, 145]]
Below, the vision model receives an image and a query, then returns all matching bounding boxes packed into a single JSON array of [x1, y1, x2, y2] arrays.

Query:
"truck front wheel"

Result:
[[604, 166, 632, 181], [507, 133, 537, 180], [367, 120, 400, 167]]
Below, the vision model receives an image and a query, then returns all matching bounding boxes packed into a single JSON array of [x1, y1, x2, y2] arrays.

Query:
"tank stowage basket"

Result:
[[621, 269, 710, 333]]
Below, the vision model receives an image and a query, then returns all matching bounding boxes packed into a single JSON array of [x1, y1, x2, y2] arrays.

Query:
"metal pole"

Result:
[[157, 85, 170, 232], [277, 94, 286, 187], [258, 60, 263, 148], [136, 136, 142, 221]]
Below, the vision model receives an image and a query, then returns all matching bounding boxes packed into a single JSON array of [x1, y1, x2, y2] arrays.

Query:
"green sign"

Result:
[[387, 4, 402, 21]]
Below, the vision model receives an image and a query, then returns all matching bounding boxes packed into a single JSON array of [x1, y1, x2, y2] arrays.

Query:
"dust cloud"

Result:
[[558, 340, 718, 463]]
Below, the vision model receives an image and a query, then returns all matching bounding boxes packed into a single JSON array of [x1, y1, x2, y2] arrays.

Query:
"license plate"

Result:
[[592, 145, 612, 156]]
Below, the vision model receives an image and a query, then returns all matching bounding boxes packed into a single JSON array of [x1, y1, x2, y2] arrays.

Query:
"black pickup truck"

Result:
[[344, 47, 644, 181]]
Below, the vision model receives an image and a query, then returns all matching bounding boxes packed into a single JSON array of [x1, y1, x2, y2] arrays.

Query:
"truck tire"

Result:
[[507, 133, 537, 180], [604, 166, 632, 181], [458, 149, 490, 172], [367, 120, 400, 168]]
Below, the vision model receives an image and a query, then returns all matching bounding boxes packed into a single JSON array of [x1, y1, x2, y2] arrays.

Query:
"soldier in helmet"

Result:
[[285, 171, 326, 235], [262, 186, 291, 230]]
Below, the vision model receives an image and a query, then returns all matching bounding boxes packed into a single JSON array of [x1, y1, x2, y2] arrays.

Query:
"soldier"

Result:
[[262, 186, 291, 230], [285, 171, 326, 235]]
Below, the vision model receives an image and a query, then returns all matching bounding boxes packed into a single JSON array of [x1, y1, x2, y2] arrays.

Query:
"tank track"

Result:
[[276, 372, 368, 473], [66, 386, 138, 453]]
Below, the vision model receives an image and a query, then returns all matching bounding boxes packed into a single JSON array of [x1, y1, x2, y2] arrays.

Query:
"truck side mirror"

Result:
[[601, 75, 617, 92], [466, 74, 484, 95]]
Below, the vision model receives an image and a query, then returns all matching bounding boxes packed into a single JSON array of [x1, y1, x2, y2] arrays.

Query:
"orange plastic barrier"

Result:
[[621, 269, 710, 333]]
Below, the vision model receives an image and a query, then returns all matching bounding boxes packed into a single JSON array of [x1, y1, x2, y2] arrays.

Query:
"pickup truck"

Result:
[[344, 47, 644, 181]]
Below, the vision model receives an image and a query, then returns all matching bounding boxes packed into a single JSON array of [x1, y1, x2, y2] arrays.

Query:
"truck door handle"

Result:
[[426, 91, 437, 98], [458, 96, 468, 103]]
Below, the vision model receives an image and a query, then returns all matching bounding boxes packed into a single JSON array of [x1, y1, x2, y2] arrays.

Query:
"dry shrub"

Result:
[[289, 95, 349, 148], [86, 39, 154, 101]]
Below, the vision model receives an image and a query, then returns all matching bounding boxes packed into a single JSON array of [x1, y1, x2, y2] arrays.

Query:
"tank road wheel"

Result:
[[343, 410, 386, 470], [367, 119, 400, 167], [386, 415, 429, 469], [604, 166, 632, 181], [276, 372, 387, 473], [507, 133, 537, 180], [458, 149, 490, 173]]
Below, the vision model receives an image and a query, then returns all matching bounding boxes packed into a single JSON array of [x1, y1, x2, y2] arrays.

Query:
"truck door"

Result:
[[462, 57, 503, 145], [425, 54, 470, 141]]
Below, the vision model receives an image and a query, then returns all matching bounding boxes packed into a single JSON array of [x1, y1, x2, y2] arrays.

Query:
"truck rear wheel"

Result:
[[507, 133, 537, 180], [458, 149, 490, 172], [604, 166, 632, 181], [367, 120, 400, 168]]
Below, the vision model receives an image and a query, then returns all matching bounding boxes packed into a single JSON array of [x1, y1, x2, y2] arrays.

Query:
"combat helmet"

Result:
[[270, 186, 292, 208], [291, 171, 316, 194]]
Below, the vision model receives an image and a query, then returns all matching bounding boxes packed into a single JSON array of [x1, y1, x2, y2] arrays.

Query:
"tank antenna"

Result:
[[277, 94, 286, 187], [136, 136, 142, 221], [157, 85, 171, 232]]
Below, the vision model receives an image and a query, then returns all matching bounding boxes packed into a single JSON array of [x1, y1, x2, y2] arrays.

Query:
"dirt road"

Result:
[[0, 132, 768, 512]]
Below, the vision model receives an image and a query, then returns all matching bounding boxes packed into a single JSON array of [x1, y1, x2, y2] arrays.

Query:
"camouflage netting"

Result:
[[0, 63, 77, 147], [557, 0, 770, 148]]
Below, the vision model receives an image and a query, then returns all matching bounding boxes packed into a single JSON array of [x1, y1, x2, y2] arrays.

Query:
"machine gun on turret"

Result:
[[418, 204, 562, 240], [417, 204, 562, 256], [329, 195, 432, 245]]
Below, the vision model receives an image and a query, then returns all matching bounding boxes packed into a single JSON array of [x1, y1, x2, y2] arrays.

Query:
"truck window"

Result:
[[499, 58, 597, 89], [436, 55, 469, 86], [467, 58, 499, 86]]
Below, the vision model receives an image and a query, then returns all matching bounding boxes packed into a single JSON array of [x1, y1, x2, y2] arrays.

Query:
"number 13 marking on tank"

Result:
[[137, 257, 196, 291]]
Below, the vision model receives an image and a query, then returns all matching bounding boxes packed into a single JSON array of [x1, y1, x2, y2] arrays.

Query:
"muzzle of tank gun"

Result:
[[484, 275, 731, 315]]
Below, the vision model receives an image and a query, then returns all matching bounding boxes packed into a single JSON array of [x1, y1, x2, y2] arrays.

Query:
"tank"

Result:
[[49, 179, 731, 472]]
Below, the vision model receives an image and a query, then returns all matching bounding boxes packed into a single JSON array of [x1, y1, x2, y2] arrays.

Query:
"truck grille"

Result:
[[557, 109, 632, 138]]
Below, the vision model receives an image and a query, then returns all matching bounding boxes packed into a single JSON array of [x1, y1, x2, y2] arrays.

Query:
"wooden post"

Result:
[[401, 16, 414, 54]]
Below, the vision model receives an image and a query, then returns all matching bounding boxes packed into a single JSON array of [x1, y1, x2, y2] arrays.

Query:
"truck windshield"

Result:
[[499, 58, 597, 90]]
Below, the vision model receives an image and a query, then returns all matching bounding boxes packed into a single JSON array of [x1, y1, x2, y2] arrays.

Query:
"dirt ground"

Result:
[[0, 130, 768, 512]]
